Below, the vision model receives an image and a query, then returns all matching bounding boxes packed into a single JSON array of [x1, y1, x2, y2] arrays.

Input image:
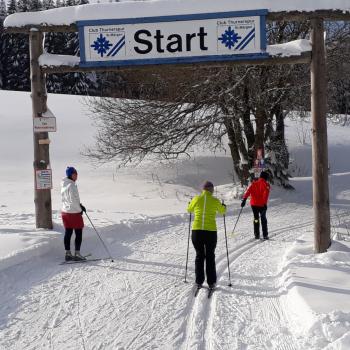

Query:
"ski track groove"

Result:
[[184, 209, 315, 350], [48, 269, 76, 350], [77, 271, 88, 350]]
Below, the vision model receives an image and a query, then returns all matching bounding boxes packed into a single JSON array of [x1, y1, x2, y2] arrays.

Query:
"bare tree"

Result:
[[85, 21, 314, 187]]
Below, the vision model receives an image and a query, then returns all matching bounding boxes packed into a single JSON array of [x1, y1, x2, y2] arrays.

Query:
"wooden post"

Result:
[[29, 29, 53, 229], [310, 18, 330, 253]]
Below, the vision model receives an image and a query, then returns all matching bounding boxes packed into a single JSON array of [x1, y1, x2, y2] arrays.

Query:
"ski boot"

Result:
[[194, 283, 203, 297], [65, 251, 74, 262], [208, 283, 216, 299], [208, 283, 216, 290], [74, 251, 87, 261]]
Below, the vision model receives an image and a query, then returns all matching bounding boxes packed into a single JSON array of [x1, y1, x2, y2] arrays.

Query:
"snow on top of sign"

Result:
[[4, 0, 350, 28], [39, 53, 80, 67], [267, 39, 312, 57]]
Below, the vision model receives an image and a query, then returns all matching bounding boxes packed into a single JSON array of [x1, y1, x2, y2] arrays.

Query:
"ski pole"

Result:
[[231, 207, 243, 235], [84, 211, 114, 262], [184, 212, 192, 283], [223, 204, 232, 287]]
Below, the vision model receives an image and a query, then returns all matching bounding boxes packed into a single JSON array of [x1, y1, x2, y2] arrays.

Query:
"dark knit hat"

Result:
[[203, 181, 214, 190], [260, 171, 269, 181], [66, 166, 77, 178]]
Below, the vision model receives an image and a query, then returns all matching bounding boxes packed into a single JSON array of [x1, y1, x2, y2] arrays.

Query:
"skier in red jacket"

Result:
[[241, 171, 271, 240]]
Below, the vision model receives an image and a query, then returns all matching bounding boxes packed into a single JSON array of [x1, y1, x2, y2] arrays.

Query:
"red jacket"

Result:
[[243, 178, 270, 207]]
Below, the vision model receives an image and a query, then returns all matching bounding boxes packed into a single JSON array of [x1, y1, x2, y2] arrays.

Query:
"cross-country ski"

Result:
[[59, 258, 106, 265]]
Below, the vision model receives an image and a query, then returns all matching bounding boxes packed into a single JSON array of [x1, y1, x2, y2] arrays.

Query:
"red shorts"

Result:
[[61, 212, 84, 229]]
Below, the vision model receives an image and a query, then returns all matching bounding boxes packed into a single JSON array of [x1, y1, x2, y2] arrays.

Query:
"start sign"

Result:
[[77, 10, 268, 67]]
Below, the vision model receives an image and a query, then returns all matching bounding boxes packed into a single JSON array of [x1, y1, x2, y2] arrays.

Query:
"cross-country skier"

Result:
[[61, 166, 87, 261], [187, 181, 227, 290], [241, 171, 271, 240]]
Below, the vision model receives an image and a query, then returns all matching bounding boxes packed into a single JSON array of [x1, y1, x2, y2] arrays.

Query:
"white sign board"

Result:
[[35, 169, 53, 190], [33, 117, 57, 133], [78, 10, 267, 68]]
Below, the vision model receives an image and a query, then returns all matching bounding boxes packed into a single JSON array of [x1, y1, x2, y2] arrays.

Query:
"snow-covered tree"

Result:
[[0, 0, 6, 19], [0, 0, 6, 88], [42, 0, 54, 9], [6, 0, 16, 14], [1, 0, 43, 91], [44, 0, 92, 94]]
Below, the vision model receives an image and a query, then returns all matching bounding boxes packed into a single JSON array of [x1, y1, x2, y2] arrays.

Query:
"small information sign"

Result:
[[35, 169, 53, 190], [33, 117, 57, 133]]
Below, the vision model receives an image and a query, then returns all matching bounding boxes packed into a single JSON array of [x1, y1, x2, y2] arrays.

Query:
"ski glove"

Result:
[[241, 198, 247, 208], [80, 204, 87, 213]]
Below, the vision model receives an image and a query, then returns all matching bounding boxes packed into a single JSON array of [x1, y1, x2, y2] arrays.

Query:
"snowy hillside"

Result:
[[0, 90, 350, 349]]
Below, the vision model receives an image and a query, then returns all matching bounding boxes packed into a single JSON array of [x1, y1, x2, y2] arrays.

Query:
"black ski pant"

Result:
[[191, 230, 217, 286], [251, 206, 268, 238], [64, 228, 83, 251]]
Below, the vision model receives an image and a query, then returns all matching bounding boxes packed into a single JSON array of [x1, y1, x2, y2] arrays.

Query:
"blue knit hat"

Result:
[[66, 166, 77, 178]]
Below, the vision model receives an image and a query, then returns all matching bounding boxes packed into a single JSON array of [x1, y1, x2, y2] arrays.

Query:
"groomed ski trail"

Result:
[[0, 204, 342, 349], [182, 204, 321, 350]]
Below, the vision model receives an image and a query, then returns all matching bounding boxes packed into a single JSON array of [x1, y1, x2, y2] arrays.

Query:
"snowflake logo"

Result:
[[218, 27, 242, 49], [91, 34, 113, 57]]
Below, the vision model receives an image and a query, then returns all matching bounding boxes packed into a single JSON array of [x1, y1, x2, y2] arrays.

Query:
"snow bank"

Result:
[[0, 227, 62, 272], [4, 0, 350, 28], [281, 234, 350, 349]]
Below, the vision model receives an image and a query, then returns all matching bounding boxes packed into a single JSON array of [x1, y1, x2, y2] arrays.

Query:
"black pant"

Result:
[[64, 228, 82, 251], [251, 206, 268, 238], [191, 230, 217, 286]]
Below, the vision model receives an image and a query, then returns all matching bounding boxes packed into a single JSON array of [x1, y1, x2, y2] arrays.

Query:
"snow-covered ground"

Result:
[[0, 90, 350, 349]]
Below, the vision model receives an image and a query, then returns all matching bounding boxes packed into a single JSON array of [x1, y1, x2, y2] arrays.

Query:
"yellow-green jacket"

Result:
[[187, 190, 227, 231]]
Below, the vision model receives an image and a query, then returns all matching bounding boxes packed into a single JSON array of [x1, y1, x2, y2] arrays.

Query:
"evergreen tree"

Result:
[[0, 0, 6, 19], [0, 0, 6, 88], [42, 0, 54, 9], [1, 0, 18, 90], [7, 0, 30, 90], [6, 0, 16, 14], [45, 0, 93, 94], [2, 0, 42, 91], [16, 0, 29, 12], [29, 0, 42, 11]]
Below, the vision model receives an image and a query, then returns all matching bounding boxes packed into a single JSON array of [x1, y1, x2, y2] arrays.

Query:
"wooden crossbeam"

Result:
[[40, 52, 311, 75]]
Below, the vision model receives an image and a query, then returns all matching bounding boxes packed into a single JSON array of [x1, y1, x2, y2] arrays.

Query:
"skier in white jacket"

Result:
[[61, 166, 87, 261]]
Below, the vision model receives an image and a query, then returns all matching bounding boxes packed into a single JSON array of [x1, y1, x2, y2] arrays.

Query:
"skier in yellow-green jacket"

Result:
[[187, 181, 227, 289]]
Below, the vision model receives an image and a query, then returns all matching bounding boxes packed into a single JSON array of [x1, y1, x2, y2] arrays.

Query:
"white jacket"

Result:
[[61, 177, 81, 213]]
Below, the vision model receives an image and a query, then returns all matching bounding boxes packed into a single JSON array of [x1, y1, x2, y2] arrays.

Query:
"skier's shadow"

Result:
[[89, 257, 184, 279]]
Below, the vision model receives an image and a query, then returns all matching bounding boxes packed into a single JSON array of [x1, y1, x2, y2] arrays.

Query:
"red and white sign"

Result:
[[33, 117, 57, 133]]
